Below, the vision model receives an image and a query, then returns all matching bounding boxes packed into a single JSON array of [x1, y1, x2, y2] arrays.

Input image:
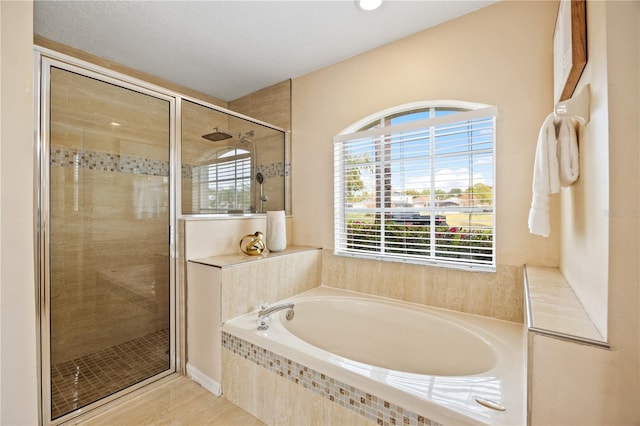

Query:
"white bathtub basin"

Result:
[[282, 297, 496, 376], [222, 286, 525, 426]]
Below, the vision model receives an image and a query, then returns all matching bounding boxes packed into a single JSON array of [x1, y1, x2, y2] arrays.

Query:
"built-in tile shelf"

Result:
[[188, 245, 320, 269], [524, 265, 609, 348], [185, 245, 322, 396]]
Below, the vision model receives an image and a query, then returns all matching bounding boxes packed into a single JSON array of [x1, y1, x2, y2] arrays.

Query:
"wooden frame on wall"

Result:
[[553, 0, 587, 102]]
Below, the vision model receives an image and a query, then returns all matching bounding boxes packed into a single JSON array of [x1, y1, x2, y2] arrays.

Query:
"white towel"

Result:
[[557, 118, 579, 186], [528, 113, 560, 237]]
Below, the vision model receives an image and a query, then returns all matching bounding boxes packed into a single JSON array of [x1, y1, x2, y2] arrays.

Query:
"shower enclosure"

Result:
[[36, 47, 286, 425], [181, 100, 287, 215], [37, 56, 176, 424]]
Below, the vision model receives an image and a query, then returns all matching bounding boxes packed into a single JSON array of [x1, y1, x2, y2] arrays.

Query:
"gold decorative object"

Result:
[[240, 231, 265, 256]]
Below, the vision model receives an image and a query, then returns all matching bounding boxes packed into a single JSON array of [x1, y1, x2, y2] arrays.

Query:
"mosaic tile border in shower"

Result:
[[256, 161, 291, 178], [50, 147, 169, 177], [221, 331, 442, 426], [51, 147, 290, 181], [183, 161, 290, 180], [182, 164, 194, 179]]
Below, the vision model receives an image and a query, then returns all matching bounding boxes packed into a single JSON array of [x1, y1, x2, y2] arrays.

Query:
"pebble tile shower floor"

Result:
[[50, 329, 169, 419]]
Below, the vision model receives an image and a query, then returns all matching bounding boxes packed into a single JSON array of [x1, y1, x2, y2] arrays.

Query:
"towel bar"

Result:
[[554, 84, 590, 125]]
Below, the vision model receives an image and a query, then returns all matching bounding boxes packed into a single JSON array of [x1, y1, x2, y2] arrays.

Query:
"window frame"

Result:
[[194, 148, 251, 213], [334, 101, 497, 272]]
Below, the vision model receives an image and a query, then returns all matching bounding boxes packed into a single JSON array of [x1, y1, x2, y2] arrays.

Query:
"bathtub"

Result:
[[222, 287, 525, 425]]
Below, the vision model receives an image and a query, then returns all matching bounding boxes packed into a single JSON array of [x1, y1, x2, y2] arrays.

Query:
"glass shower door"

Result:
[[44, 64, 174, 421]]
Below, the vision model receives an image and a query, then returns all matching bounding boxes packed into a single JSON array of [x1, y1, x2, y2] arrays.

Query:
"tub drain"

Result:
[[475, 398, 506, 411]]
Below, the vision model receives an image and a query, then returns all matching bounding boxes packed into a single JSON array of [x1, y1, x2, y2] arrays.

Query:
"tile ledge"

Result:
[[188, 245, 321, 268], [524, 265, 609, 349]]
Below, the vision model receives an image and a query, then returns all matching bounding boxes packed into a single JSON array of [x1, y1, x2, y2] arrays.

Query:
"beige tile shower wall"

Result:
[[254, 133, 286, 213], [51, 71, 170, 162], [180, 100, 231, 213], [181, 100, 230, 165], [49, 66, 173, 363], [228, 80, 292, 130], [181, 100, 287, 214], [229, 80, 292, 214], [225, 116, 287, 213], [181, 178, 193, 215], [322, 250, 523, 323], [222, 348, 373, 426], [220, 249, 322, 321], [50, 168, 170, 363]]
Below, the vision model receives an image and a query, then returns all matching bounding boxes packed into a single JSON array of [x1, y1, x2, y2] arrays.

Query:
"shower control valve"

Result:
[[257, 316, 270, 331]]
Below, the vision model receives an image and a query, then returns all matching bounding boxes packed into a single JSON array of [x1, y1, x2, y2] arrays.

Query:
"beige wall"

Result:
[[0, 1, 39, 424], [291, 1, 559, 267], [291, 2, 639, 422], [291, 1, 558, 322], [559, 0, 610, 338], [531, 1, 639, 424], [2, 0, 638, 424]]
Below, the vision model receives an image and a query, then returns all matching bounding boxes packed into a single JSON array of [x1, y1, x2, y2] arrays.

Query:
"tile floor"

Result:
[[52, 329, 170, 419], [72, 376, 264, 426]]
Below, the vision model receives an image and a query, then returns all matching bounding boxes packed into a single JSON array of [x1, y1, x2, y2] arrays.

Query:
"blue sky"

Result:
[[346, 112, 494, 196]]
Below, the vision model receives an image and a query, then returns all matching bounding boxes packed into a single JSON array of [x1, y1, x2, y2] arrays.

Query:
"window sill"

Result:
[[334, 250, 496, 273]]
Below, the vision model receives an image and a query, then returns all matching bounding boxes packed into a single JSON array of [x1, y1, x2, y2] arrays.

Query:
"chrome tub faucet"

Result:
[[257, 302, 294, 330]]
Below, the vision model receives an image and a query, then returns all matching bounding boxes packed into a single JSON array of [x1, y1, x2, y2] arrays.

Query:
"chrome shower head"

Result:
[[239, 130, 255, 144], [202, 128, 233, 142]]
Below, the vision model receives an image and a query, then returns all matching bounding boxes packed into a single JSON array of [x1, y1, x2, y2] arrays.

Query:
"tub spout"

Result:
[[257, 303, 294, 330], [259, 303, 294, 319]]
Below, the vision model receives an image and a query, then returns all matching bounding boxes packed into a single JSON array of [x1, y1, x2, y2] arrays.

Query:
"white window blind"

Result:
[[334, 106, 496, 271], [194, 150, 251, 213]]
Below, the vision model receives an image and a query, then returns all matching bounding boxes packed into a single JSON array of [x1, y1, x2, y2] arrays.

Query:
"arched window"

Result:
[[333, 101, 496, 271], [194, 148, 251, 213]]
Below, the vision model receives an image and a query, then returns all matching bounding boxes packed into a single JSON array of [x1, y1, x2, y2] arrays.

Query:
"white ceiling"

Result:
[[34, 0, 496, 101]]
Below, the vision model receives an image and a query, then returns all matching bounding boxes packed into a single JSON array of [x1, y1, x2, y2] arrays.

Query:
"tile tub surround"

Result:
[[222, 348, 372, 426], [189, 246, 322, 321], [185, 246, 322, 395], [222, 333, 440, 426], [322, 250, 524, 323], [222, 287, 525, 426]]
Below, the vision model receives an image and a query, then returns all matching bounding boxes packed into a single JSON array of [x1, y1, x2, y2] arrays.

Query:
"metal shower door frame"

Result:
[[35, 50, 179, 426]]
